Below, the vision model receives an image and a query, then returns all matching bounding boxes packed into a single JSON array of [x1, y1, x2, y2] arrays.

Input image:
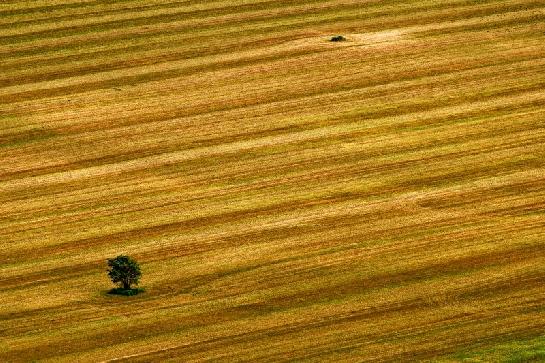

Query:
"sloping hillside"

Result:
[[1, 0, 544, 361]]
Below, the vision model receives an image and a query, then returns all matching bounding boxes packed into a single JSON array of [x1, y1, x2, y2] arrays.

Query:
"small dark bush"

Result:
[[108, 288, 144, 296], [330, 35, 346, 42]]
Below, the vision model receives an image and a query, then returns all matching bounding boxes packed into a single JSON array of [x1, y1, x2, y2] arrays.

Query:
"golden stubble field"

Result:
[[1, 0, 545, 361]]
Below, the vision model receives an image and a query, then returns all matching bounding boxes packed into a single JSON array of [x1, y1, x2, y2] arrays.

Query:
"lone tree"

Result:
[[107, 255, 141, 291]]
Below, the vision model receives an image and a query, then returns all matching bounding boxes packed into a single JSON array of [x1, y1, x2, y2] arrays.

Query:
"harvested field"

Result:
[[1, 0, 544, 361]]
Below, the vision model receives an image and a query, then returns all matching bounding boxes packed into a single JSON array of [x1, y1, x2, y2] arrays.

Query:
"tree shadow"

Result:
[[107, 287, 145, 296]]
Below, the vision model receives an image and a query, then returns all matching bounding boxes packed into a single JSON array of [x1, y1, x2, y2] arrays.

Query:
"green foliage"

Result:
[[107, 255, 141, 290], [330, 35, 346, 42]]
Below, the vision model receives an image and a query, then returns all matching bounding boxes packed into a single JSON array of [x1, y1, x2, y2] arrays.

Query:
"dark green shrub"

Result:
[[330, 35, 346, 42]]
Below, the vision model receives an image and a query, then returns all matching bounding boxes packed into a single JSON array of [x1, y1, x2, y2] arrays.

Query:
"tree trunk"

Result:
[[123, 281, 130, 289]]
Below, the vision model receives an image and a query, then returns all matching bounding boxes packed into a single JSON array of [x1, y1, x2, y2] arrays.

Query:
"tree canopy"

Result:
[[107, 255, 141, 291]]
